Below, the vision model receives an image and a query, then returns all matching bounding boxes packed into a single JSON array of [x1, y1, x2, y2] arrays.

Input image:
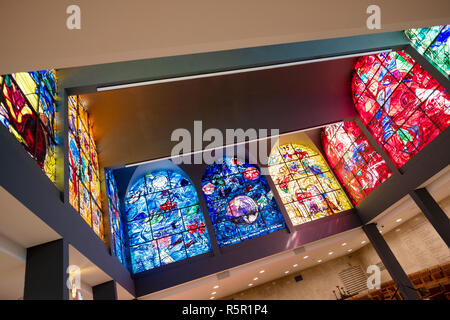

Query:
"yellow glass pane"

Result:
[[43, 144, 56, 183], [91, 172, 101, 206], [13, 72, 39, 111], [79, 183, 92, 226]]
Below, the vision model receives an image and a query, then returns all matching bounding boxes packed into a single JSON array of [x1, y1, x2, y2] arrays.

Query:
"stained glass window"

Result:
[[105, 170, 126, 266], [321, 121, 392, 205], [405, 25, 449, 76], [268, 143, 352, 226], [68, 95, 104, 240], [201, 157, 286, 247], [125, 170, 211, 273], [352, 50, 450, 168], [0, 70, 57, 182]]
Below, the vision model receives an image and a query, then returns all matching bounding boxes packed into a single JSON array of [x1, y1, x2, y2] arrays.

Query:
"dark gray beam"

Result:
[[409, 188, 450, 247], [24, 239, 69, 300], [93, 280, 117, 300], [57, 31, 409, 93], [362, 223, 420, 300]]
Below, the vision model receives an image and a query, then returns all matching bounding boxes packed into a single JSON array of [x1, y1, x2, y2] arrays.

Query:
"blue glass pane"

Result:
[[261, 208, 286, 232], [128, 217, 153, 246], [183, 228, 211, 258], [213, 220, 241, 247], [125, 195, 148, 221], [130, 241, 160, 273], [172, 186, 199, 208], [150, 209, 184, 238]]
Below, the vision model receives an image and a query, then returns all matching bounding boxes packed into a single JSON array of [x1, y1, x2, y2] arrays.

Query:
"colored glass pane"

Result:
[[269, 144, 352, 225], [321, 121, 392, 205], [0, 70, 58, 183], [352, 50, 449, 168], [406, 25, 449, 76], [202, 157, 286, 247], [125, 170, 211, 273]]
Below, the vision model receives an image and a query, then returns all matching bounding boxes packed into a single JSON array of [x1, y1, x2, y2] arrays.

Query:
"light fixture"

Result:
[[317, 259, 322, 263], [210, 296, 215, 300], [248, 283, 253, 287], [396, 228, 401, 232], [341, 243, 347, 246], [303, 255, 309, 259], [361, 240, 366, 244], [284, 270, 290, 274], [213, 285, 219, 289], [328, 251, 334, 255], [348, 249, 353, 252], [293, 264, 298, 267], [253, 277, 258, 281], [259, 270, 265, 274], [211, 292, 217, 295], [396, 218, 402, 223]]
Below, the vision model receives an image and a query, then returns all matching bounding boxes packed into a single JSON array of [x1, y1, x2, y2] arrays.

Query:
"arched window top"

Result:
[[321, 121, 392, 205], [125, 169, 211, 273], [352, 50, 449, 168], [268, 142, 352, 226], [201, 157, 285, 247], [405, 25, 449, 76]]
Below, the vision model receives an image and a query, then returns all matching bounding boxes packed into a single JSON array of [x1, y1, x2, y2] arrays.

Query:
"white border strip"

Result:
[[98, 49, 391, 92]]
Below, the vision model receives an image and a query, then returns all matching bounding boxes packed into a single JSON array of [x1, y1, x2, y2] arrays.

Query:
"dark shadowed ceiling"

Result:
[[83, 56, 358, 168]]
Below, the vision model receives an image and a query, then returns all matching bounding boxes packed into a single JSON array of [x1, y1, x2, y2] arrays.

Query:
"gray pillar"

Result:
[[93, 280, 117, 300], [362, 223, 420, 300], [409, 188, 450, 247], [24, 239, 69, 300]]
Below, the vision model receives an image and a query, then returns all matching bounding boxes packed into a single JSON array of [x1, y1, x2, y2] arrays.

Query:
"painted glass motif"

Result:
[[68, 95, 105, 240], [105, 170, 127, 266], [125, 170, 211, 273], [321, 121, 392, 205], [405, 25, 449, 76], [352, 50, 450, 168], [0, 70, 57, 182], [202, 157, 286, 247], [268, 143, 352, 226]]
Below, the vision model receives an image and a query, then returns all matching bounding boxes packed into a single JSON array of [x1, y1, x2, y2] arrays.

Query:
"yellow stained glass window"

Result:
[[268, 143, 352, 226]]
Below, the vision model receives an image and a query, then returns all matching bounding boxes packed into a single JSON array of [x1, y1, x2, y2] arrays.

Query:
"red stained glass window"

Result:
[[352, 50, 449, 168], [321, 121, 392, 205]]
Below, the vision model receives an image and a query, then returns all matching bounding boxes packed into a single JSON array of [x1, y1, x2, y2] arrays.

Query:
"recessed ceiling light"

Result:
[[253, 277, 258, 281], [303, 255, 309, 259], [285, 270, 290, 274], [210, 296, 215, 300], [361, 240, 366, 244], [259, 270, 265, 274], [328, 251, 334, 255], [348, 249, 353, 252], [248, 283, 253, 287], [342, 243, 347, 246], [396, 228, 401, 232], [213, 285, 219, 289], [293, 264, 298, 267], [396, 218, 402, 223], [379, 230, 383, 233], [317, 259, 322, 263], [211, 292, 216, 295]]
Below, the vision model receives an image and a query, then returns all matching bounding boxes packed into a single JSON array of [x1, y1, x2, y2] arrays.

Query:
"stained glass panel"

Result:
[[0, 70, 58, 183], [202, 157, 286, 247], [321, 121, 392, 205], [68, 95, 105, 240], [406, 25, 449, 76], [352, 50, 450, 168], [125, 169, 211, 273]]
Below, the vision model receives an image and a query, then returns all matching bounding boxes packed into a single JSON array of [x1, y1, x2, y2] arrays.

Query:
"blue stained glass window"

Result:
[[105, 170, 127, 266], [125, 170, 211, 274], [201, 157, 286, 247]]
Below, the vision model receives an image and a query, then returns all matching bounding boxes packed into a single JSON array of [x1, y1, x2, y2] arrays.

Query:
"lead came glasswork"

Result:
[[125, 170, 211, 274], [405, 25, 449, 76], [0, 70, 58, 182], [201, 157, 286, 247], [68, 95, 105, 240], [321, 121, 392, 205], [352, 50, 450, 168], [269, 143, 352, 225]]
